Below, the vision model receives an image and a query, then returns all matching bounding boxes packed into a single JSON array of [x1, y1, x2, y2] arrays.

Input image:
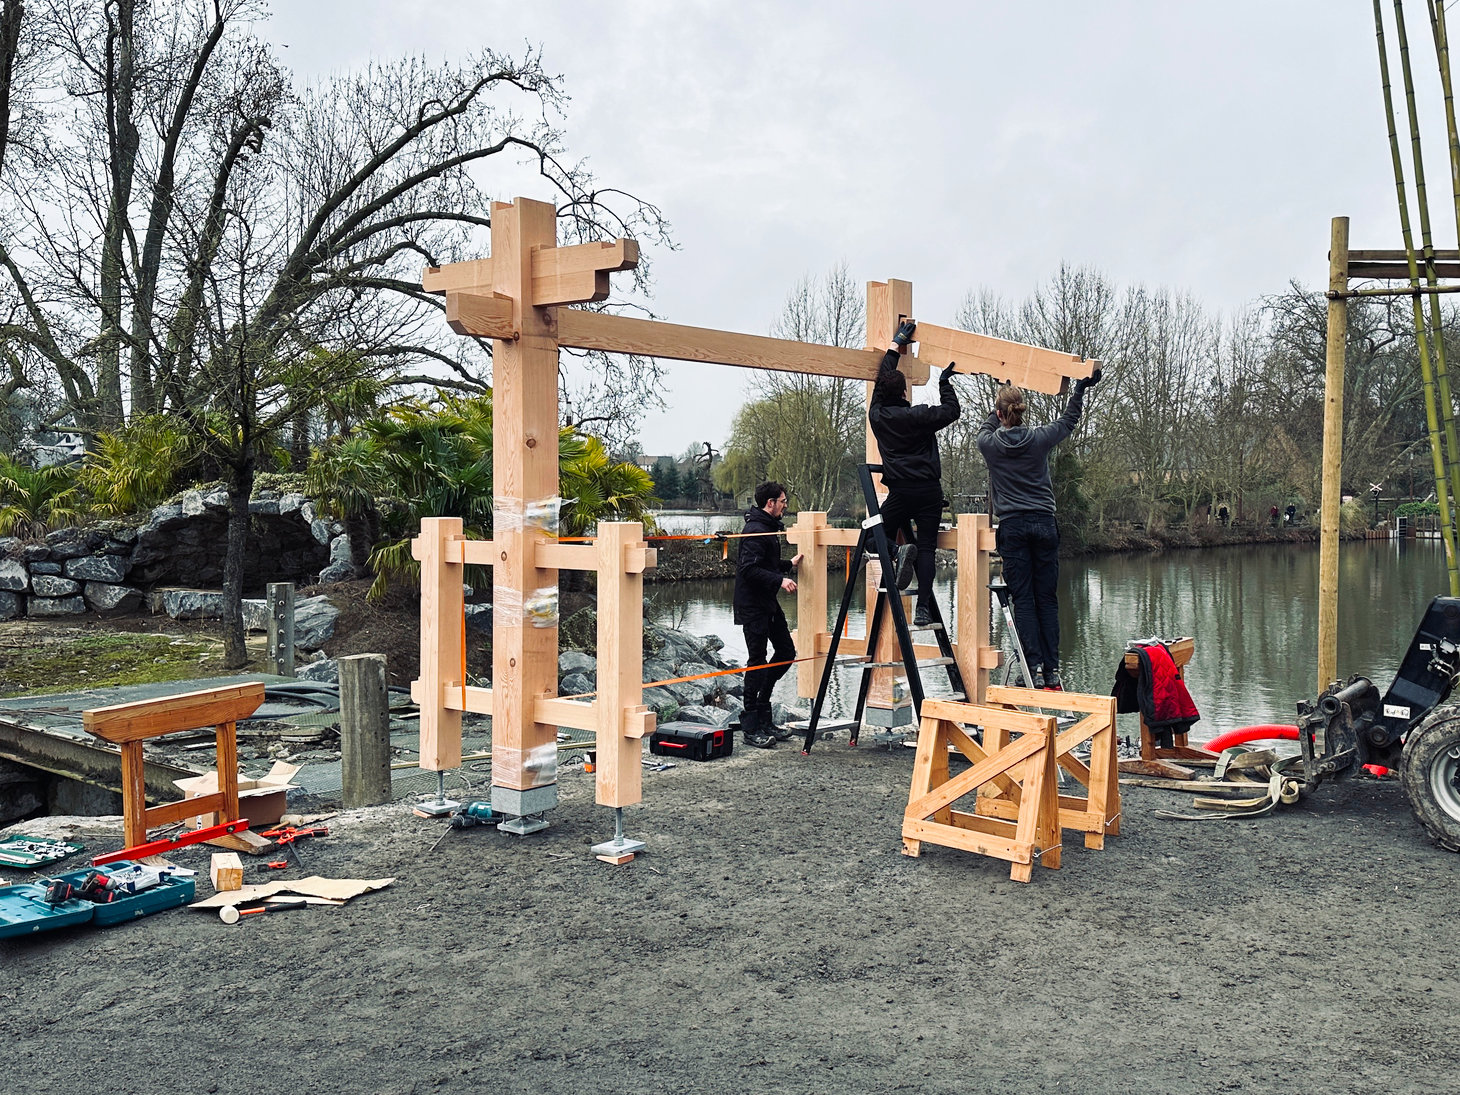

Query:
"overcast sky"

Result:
[[264, 2, 1446, 457]]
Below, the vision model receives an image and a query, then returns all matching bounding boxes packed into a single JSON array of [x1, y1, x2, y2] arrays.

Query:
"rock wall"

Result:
[[0, 488, 356, 622]]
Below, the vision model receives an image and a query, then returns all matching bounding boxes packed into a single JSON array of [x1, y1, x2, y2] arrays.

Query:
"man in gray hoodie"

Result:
[[976, 370, 1101, 690]]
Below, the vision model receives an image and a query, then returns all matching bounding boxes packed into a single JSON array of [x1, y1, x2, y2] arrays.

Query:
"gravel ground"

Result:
[[1, 736, 1458, 1095]]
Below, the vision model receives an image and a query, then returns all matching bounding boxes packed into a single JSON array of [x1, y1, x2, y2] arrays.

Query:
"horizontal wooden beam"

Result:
[[83, 683, 265, 744], [913, 323, 1097, 396], [555, 309, 932, 384], [445, 292, 517, 340], [1348, 262, 1460, 280], [424, 238, 640, 306], [1349, 249, 1460, 261]]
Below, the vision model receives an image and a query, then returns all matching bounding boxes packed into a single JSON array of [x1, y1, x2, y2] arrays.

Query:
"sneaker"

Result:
[[762, 704, 793, 742], [913, 603, 933, 628], [1031, 667, 1046, 689], [895, 543, 918, 590], [1045, 667, 1064, 691]]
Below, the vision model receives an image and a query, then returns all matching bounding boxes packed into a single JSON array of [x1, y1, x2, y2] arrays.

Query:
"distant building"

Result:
[[19, 430, 85, 468]]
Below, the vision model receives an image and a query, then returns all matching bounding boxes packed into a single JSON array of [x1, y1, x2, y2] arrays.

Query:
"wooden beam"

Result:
[[913, 322, 1097, 396], [1349, 248, 1460, 260], [554, 309, 931, 384], [445, 291, 517, 340], [83, 683, 264, 743], [1348, 262, 1460, 279], [532, 239, 640, 306]]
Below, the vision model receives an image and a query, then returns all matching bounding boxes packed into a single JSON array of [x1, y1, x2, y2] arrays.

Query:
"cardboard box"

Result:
[[174, 760, 301, 829]]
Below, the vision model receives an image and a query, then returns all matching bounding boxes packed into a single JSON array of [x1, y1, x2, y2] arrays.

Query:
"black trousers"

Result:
[[743, 605, 796, 711], [879, 480, 943, 605]]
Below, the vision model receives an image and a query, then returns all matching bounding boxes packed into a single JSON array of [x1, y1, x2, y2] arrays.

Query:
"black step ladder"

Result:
[[798, 464, 967, 754]]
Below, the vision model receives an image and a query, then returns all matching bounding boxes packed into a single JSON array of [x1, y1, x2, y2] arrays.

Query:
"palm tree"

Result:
[[0, 457, 85, 538]]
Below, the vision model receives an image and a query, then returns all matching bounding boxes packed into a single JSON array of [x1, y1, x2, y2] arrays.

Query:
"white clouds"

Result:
[[262, 1, 1441, 452]]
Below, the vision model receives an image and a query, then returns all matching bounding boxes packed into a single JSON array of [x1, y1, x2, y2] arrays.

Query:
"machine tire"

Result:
[[1400, 704, 1460, 852]]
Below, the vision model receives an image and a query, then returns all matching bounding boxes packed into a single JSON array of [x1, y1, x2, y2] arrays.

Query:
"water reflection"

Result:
[[643, 537, 1451, 739]]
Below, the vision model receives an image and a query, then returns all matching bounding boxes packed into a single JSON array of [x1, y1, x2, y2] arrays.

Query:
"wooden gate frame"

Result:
[[412, 195, 1098, 830], [901, 698, 1061, 882]]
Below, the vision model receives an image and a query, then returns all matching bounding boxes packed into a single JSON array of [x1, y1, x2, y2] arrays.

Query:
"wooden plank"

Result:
[[789, 511, 828, 700], [958, 515, 992, 704], [554, 308, 932, 384], [411, 517, 464, 770], [446, 538, 496, 566], [530, 239, 639, 306], [1122, 637, 1193, 670], [215, 721, 240, 826], [121, 742, 147, 849], [1346, 262, 1460, 279], [446, 291, 518, 340], [595, 523, 649, 808], [1349, 248, 1460, 260], [913, 321, 1096, 396], [422, 257, 494, 294], [1118, 757, 1195, 779], [901, 817, 1026, 864], [82, 682, 265, 743], [921, 698, 1052, 736], [905, 729, 1045, 822], [145, 791, 227, 829], [534, 541, 598, 571]]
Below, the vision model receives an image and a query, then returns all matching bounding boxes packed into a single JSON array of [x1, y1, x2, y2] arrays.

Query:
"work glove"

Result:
[[893, 318, 918, 347], [940, 361, 959, 383], [1073, 367, 1102, 394]]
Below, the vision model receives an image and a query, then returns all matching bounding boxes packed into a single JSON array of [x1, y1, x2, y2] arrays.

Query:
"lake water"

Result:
[[642, 534, 1451, 742]]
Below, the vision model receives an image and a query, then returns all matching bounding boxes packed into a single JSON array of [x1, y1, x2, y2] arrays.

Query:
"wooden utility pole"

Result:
[[1318, 216, 1349, 693], [339, 653, 392, 808]]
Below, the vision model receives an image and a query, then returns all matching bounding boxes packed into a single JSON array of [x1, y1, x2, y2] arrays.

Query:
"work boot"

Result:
[[895, 543, 918, 590], [762, 702, 793, 741], [913, 602, 933, 628], [741, 706, 775, 749], [1031, 666, 1046, 690], [1045, 667, 1064, 691]]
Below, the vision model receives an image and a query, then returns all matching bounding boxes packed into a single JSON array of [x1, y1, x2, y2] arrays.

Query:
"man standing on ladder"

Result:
[[734, 481, 803, 748], [868, 318, 962, 627], [976, 370, 1101, 690]]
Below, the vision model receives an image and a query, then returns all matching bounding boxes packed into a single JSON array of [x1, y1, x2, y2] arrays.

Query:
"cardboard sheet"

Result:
[[187, 875, 394, 909]]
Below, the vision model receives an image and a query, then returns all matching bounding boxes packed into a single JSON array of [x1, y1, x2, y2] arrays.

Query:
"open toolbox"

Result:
[[0, 860, 195, 938]]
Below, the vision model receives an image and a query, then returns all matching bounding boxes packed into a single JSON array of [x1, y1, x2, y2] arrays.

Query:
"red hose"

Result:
[[1201, 725, 1298, 752]]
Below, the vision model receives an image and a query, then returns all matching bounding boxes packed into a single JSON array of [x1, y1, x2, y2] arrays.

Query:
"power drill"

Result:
[[449, 800, 495, 829]]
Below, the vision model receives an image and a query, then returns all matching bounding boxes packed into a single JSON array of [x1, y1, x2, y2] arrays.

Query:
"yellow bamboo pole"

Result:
[[1319, 216, 1348, 693], [1376, 0, 1460, 595]]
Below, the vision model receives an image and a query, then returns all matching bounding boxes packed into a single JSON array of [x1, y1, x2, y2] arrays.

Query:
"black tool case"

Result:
[[648, 721, 734, 761]]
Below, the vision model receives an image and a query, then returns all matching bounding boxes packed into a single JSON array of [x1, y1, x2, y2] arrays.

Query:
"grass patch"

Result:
[[0, 632, 224, 697]]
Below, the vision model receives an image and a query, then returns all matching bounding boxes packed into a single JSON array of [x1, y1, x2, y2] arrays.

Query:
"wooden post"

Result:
[[865, 279, 915, 717], [412, 517, 464, 771], [490, 198, 562, 820], [790, 510, 829, 699], [956, 513, 997, 706], [266, 582, 295, 677], [339, 653, 393, 808], [1318, 216, 1349, 693], [594, 523, 651, 809]]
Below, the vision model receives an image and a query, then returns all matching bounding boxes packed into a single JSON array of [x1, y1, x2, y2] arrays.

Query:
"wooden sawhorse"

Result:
[[83, 682, 266, 852]]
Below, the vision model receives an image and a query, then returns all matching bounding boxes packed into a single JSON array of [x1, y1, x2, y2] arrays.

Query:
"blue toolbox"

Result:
[[0, 860, 195, 938]]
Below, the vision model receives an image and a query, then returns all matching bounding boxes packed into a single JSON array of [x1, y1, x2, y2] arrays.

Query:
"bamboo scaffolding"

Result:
[[1375, 0, 1460, 598]]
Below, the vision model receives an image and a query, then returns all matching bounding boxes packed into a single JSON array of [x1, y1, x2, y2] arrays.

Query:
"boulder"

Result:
[[28, 561, 61, 575], [0, 592, 20, 620], [180, 490, 206, 517], [675, 704, 735, 728], [640, 687, 679, 720], [328, 535, 352, 565], [559, 671, 594, 697], [293, 596, 340, 650], [0, 559, 27, 592], [64, 554, 128, 583], [30, 574, 80, 598], [558, 650, 596, 676], [243, 599, 268, 632], [84, 583, 143, 615], [309, 518, 331, 546], [316, 560, 353, 585], [464, 604, 492, 633], [19, 543, 49, 562], [677, 662, 725, 698], [160, 589, 224, 620], [248, 498, 280, 516], [28, 594, 85, 617], [279, 493, 307, 516], [665, 680, 707, 706], [295, 658, 340, 683]]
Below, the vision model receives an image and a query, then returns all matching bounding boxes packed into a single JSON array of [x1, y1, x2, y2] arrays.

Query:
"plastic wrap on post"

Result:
[[495, 495, 562, 537], [494, 742, 559, 788], [490, 585, 559, 628]]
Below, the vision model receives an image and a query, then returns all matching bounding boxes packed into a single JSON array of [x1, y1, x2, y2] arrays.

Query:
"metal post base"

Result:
[[412, 798, 460, 818], [590, 835, 646, 858], [498, 814, 549, 836]]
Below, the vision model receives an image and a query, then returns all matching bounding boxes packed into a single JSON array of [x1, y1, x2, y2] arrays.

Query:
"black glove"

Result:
[[893, 318, 917, 347], [940, 361, 959, 382], [1074, 367, 1102, 394]]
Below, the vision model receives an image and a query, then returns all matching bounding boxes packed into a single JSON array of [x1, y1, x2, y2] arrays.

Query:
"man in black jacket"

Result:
[[868, 319, 961, 626], [733, 480, 803, 747]]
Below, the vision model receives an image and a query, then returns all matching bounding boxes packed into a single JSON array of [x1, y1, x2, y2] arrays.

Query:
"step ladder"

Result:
[[797, 464, 967, 754], [989, 570, 1035, 687]]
